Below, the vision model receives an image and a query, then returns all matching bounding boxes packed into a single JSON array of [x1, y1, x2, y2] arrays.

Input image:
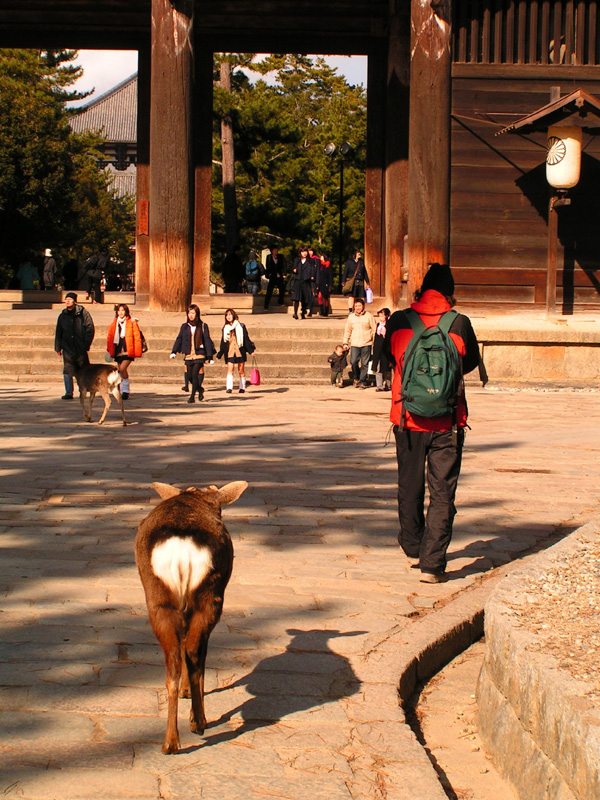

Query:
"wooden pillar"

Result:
[[193, 47, 213, 297], [135, 44, 151, 306], [384, 0, 411, 308], [365, 48, 386, 298], [149, 0, 194, 311], [407, 0, 453, 302]]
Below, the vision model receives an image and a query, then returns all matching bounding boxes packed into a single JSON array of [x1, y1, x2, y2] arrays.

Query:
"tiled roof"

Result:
[[70, 73, 137, 143]]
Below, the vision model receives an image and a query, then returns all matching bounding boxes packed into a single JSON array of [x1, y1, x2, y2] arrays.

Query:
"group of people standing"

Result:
[[327, 299, 390, 390], [220, 244, 372, 320]]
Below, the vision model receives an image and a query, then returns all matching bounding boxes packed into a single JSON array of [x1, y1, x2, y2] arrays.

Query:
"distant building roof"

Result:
[[106, 164, 136, 198], [70, 73, 137, 143]]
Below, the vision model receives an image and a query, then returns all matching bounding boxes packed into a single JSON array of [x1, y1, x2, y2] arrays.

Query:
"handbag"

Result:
[[342, 264, 360, 296], [140, 328, 148, 353], [250, 356, 261, 386]]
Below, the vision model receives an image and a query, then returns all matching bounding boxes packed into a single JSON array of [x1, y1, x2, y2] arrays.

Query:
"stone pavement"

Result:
[[0, 380, 599, 800]]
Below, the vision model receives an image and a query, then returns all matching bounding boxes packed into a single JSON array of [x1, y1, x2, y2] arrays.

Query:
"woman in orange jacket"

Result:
[[106, 303, 143, 399]]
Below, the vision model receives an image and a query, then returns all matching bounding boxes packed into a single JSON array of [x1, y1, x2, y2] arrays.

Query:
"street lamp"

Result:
[[324, 141, 354, 289]]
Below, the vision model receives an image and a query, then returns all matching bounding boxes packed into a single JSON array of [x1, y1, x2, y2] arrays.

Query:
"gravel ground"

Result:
[[510, 534, 600, 702]]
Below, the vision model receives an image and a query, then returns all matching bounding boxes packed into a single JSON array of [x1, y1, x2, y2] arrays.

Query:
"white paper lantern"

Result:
[[546, 125, 582, 189]]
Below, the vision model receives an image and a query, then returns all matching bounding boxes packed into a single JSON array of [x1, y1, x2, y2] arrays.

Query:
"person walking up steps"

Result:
[[384, 263, 480, 584], [216, 309, 256, 394]]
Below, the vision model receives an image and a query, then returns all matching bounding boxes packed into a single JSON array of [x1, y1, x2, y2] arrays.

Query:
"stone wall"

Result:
[[477, 521, 600, 800]]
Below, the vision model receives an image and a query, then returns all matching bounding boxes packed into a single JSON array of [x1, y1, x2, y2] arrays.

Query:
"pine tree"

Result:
[[211, 54, 366, 276]]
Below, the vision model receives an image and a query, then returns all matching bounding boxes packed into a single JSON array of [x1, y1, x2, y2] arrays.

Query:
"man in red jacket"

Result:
[[384, 264, 480, 583]]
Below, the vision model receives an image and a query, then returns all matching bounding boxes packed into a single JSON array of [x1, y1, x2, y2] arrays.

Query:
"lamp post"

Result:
[[545, 124, 580, 315], [324, 141, 354, 289]]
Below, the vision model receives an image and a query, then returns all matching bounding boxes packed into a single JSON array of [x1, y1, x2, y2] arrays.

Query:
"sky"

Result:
[[69, 51, 368, 106]]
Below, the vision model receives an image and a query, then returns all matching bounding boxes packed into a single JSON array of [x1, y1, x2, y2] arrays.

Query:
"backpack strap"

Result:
[[436, 309, 458, 336], [404, 307, 425, 336]]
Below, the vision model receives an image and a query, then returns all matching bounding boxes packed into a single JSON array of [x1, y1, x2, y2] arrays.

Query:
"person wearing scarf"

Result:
[[106, 303, 143, 400], [216, 308, 256, 394], [170, 304, 215, 403]]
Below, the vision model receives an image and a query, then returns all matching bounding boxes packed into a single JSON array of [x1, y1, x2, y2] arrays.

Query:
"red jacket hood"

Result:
[[410, 290, 452, 321]]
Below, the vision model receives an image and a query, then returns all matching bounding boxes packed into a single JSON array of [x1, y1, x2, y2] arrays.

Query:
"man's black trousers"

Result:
[[393, 426, 464, 575]]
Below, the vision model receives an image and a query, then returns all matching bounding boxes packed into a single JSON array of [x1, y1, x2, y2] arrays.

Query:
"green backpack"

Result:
[[400, 309, 462, 420]]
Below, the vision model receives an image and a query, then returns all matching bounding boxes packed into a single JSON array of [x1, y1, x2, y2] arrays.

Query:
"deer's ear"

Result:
[[151, 482, 182, 500], [216, 481, 248, 507]]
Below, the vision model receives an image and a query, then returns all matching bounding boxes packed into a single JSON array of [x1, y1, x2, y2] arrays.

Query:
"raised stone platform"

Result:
[[477, 521, 600, 800]]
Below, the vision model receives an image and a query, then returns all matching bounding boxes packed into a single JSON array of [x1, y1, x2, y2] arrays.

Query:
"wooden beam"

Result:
[[149, 0, 195, 312], [135, 43, 150, 306], [384, 0, 410, 307], [407, 0, 452, 301]]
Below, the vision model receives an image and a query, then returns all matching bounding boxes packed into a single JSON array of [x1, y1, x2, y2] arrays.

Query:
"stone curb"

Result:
[[477, 521, 600, 800], [356, 572, 508, 800]]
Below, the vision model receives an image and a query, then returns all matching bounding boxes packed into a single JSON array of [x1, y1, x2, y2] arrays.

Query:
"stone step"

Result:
[[0, 359, 333, 380], [0, 289, 385, 313]]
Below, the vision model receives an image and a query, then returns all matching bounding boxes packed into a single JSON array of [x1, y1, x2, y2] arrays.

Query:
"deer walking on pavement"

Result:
[[74, 363, 127, 426], [135, 480, 248, 754]]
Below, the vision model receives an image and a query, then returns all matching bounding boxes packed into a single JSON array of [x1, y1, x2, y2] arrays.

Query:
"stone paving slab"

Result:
[[1, 382, 599, 799]]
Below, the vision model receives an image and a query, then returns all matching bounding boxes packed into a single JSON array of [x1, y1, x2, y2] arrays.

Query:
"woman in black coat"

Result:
[[342, 249, 370, 313], [170, 304, 215, 403], [291, 246, 316, 319]]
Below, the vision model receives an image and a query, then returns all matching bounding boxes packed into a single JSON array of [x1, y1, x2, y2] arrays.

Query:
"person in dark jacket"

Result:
[[384, 263, 480, 584], [371, 307, 391, 391], [54, 292, 95, 399], [315, 253, 333, 317], [215, 308, 256, 394], [327, 344, 348, 387], [221, 245, 245, 293], [43, 249, 57, 290], [264, 245, 286, 310], [291, 246, 316, 320], [170, 304, 215, 403], [342, 250, 370, 314], [84, 250, 108, 304]]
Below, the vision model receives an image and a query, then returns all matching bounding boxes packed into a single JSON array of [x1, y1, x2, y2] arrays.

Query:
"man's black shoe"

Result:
[[61, 394, 73, 400]]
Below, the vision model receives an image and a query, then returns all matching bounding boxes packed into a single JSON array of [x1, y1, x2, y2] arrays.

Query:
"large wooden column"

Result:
[[135, 44, 151, 306], [149, 0, 195, 311], [384, 0, 411, 308], [193, 47, 213, 297], [365, 48, 386, 298], [407, 0, 453, 301]]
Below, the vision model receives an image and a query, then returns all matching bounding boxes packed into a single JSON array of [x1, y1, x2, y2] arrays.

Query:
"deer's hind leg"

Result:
[[96, 389, 112, 425]]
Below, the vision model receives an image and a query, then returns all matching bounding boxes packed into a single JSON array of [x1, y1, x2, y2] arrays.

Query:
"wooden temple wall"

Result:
[[450, 68, 600, 310]]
